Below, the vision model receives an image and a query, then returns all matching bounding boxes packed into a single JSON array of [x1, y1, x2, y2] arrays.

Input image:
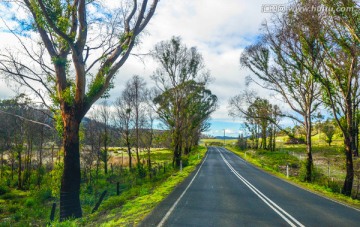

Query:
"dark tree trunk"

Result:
[[343, 137, 354, 196], [60, 115, 82, 220], [173, 143, 181, 167], [173, 129, 182, 167], [261, 124, 267, 150], [0, 152, 3, 179], [17, 147, 22, 190], [305, 116, 313, 182], [342, 99, 355, 195], [127, 144, 132, 169]]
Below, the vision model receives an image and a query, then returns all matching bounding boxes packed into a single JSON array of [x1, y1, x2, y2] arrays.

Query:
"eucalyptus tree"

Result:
[[240, 2, 323, 181], [114, 91, 134, 170], [98, 101, 111, 175], [151, 37, 215, 167], [179, 81, 217, 154], [124, 75, 148, 166], [229, 92, 281, 151], [304, 0, 360, 195], [0, 0, 159, 219], [320, 119, 336, 146]]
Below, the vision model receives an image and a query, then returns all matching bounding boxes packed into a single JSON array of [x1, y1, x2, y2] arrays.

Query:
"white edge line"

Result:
[[157, 153, 209, 227], [217, 148, 305, 227], [222, 147, 360, 213]]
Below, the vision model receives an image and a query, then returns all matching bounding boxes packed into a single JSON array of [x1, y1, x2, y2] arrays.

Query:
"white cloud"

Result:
[[0, 0, 289, 133]]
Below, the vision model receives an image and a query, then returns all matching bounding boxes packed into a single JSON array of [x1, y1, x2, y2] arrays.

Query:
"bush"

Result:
[[285, 137, 305, 144], [181, 156, 189, 167], [24, 198, 36, 207], [136, 165, 147, 179], [0, 184, 9, 195], [35, 189, 52, 203]]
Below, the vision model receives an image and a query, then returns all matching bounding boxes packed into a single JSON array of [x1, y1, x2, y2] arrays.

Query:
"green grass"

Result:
[[47, 146, 207, 227], [1, 147, 200, 226], [96, 146, 206, 226]]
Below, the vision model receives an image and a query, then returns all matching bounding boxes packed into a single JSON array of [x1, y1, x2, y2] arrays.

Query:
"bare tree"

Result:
[[98, 101, 111, 174], [240, 2, 323, 181], [124, 75, 147, 166], [304, 0, 360, 195], [114, 92, 134, 169], [0, 0, 159, 219]]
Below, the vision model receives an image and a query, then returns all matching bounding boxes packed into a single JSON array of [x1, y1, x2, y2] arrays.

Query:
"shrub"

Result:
[[181, 156, 189, 167], [35, 189, 52, 203], [24, 198, 36, 207], [0, 184, 9, 195], [136, 165, 147, 179]]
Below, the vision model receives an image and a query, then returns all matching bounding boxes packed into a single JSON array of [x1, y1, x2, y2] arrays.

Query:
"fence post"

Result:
[[50, 202, 56, 222], [286, 164, 289, 178]]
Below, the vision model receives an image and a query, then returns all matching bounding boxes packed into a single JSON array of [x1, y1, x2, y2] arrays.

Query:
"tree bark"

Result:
[[17, 146, 22, 190], [60, 114, 82, 220], [343, 137, 354, 196], [305, 115, 313, 182], [343, 104, 355, 195], [127, 143, 132, 169]]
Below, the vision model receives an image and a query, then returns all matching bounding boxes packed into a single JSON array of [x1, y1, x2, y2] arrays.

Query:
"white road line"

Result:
[[217, 148, 305, 227], [157, 153, 209, 227]]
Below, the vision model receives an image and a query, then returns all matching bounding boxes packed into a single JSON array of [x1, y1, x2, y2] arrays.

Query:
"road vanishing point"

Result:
[[140, 147, 360, 227]]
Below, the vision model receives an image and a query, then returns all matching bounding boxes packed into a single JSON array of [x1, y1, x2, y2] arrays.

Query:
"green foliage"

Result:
[[0, 184, 9, 195], [87, 76, 106, 100], [54, 110, 64, 137], [136, 165, 147, 179], [24, 198, 36, 207], [51, 56, 68, 67]]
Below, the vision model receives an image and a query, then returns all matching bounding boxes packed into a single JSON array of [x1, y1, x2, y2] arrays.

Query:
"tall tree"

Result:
[[0, 0, 159, 219], [305, 0, 360, 195], [114, 91, 134, 169], [151, 37, 216, 167], [99, 101, 111, 175], [240, 2, 323, 181], [125, 75, 147, 166], [229, 92, 281, 151]]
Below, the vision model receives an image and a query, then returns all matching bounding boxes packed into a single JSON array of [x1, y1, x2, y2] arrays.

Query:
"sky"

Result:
[[0, 0, 288, 137]]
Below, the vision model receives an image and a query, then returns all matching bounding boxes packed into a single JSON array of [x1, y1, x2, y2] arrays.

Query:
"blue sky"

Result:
[[0, 0, 287, 137]]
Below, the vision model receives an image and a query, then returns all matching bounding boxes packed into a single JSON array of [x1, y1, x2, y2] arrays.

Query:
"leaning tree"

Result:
[[0, 0, 159, 220]]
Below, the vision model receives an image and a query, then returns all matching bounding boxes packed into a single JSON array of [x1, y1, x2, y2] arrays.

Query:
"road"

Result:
[[140, 147, 360, 226]]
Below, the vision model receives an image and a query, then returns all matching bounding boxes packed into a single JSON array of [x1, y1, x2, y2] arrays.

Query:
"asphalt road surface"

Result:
[[140, 147, 360, 227]]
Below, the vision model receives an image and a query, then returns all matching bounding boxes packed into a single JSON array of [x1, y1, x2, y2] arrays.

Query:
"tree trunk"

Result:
[[343, 137, 354, 196], [127, 144, 132, 169], [60, 115, 82, 220], [0, 152, 3, 179], [173, 143, 181, 167], [261, 124, 267, 149], [305, 116, 313, 182], [17, 146, 22, 190]]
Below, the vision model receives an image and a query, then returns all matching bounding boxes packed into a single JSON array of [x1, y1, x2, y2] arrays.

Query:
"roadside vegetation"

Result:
[[0, 146, 206, 226]]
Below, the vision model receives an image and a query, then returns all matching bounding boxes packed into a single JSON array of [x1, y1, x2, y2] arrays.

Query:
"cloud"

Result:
[[0, 0, 288, 133]]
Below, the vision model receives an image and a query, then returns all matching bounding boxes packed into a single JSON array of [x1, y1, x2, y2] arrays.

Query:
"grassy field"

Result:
[[0, 146, 207, 226]]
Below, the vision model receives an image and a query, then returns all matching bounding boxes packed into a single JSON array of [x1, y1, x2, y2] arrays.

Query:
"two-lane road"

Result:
[[140, 147, 360, 226]]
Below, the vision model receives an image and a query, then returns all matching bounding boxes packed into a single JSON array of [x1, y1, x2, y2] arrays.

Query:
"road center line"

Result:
[[157, 153, 209, 227], [217, 148, 305, 227]]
